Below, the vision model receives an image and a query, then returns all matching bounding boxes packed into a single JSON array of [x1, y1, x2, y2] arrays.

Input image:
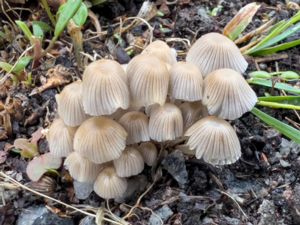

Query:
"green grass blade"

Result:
[[72, 2, 88, 27], [13, 56, 32, 75], [32, 21, 51, 39], [248, 78, 300, 94], [258, 96, 300, 105], [257, 101, 300, 110], [251, 107, 300, 143], [15, 20, 33, 41]]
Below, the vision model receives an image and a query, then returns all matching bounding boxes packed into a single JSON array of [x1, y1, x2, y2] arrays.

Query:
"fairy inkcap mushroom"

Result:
[[74, 117, 127, 164], [138, 142, 158, 166], [64, 152, 102, 183], [179, 101, 203, 131], [202, 68, 257, 120], [118, 111, 150, 145], [149, 103, 183, 142], [126, 54, 170, 108], [82, 59, 129, 116], [170, 62, 203, 101], [94, 166, 128, 199], [47, 118, 77, 157], [113, 147, 144, 177], [186, 32, 248, 76], [56, 80, 88, 127], [185, 116, 241, 165]]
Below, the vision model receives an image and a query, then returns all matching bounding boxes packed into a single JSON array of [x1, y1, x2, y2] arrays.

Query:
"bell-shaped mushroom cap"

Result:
[[56, 80, 88, 127], [186, 32, 248, 76], [118, 111, 150, 144], [185, 116, 241, 165], [113, 147, 144, 177], [142, 40, 177, 65], [203, 68, 257, 120], [149, 103, 183, 142], [126, 54, 170, 108], [82, 59, 129, 116], [138, 142, 158, 166], [179, 101, 203, 131], [74, 117, 127, 164], [47, 118, 77, 157], [93, 166, 128, 199], [64, 152, 102, 183], [170, 62, 203, 101]]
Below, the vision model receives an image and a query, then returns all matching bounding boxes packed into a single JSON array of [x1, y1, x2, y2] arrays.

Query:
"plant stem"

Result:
[[257, 100, 300, 110], [40, 0, 56, 27]]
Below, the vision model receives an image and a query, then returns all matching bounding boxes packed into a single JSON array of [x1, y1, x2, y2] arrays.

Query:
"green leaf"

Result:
[[32, 21, 51, 39], [72, 2, 88, 27], [251, 107, 300, 143], [258, 96, 300, 105], [55, 0, 82, 38], [14, 138, 39, 159], [280, 71, 300, 80], [15, 20, 33, 41], [13, 56, 32, 75], [249, 71, 271, 79], [248, 78, 300, 94], [0, 62, 13, 72]]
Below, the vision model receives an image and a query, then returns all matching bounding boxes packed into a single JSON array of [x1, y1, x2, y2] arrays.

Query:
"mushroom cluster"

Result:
[[47, 32, 257, 199]]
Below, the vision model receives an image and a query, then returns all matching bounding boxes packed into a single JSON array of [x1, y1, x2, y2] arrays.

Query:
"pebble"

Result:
[[73, 180, 93, 200], [149, 205, 173, 225], [258, 200, 277, 225]]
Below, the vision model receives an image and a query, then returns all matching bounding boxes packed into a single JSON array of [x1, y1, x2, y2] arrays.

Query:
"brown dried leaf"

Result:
[[0, 150, 7, 164], [14, 138, 39, 159], [0, 111, 12, 136]]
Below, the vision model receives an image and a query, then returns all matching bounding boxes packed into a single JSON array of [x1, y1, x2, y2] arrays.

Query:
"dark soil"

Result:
[[0, 0, 300, 225]]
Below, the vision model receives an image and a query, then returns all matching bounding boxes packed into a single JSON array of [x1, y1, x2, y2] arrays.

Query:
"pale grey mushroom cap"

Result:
[[93, 166, 128, 199], [82, 59, 129, 116], [149, 103, 183, 142], [74, 117, 127, 164], [47, 118, 77, 157], [185, 116, 241, 165], [202, 68, 257, 120], [138, 142, 158, 166], [170, 62, 203, 101], [56, 80, 88, 127], [113, 147, 144, 177], [186, 32, 248, 76], [118, 111, 150, 144]]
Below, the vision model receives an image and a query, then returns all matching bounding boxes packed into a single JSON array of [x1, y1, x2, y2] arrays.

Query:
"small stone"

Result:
[[197, 7, 212, 23], [79, 216, 96, 225], [149, 205, 173, 225], [222, 216, 241, 225], [280, 159, 291, 168], [258, 200, 277, 225], [73, 180, 93, 200]]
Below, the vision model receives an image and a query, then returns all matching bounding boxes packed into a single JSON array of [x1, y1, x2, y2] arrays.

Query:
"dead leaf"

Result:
[[0, 151, 7, 164], [14, 138, 39, 159], [0, 110, 12, 137]]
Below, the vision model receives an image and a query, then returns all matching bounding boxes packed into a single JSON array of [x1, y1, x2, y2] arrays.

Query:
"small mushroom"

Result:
[[170, 62, 203, 101], [64, 152, 102, 183], [186, 32, 248, 76], [203, 68, 257, 120], [149, 103, 183, 142], [82, 59, 129, 116], [179, 101, 203, 131], [74, 117, 127, 164], [47, 118, 77, 157], [56, 80, 88, 127], [138, 142, 158, 166], [113, 147, 144, 177], [126, 54, 170, 108], [185, 116, 241, 165], [93, 166, 128, 199], [118, 111, 150, 145]]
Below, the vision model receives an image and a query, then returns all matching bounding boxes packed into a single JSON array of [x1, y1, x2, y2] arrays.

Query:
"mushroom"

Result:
[[93, 166, 128, 199], [149, 103, 183, 142], [170, 62, 203, 101], [185, 116, 241, 165], [82, 59, 129, 116], [64, 152, 102, 183], [113, 147, 144, 177], [73, 117, 127, 164], [186, 32, 248, 76], [202, 68, 257, 120], [118, 111, 150, 145], [179, 101, 203, 131], [56, 80, 88, 127], [138, 142, 158, 166], [126, 54, 170, 108], [142, 40, 177, 65], [47, 118, 77, 157]]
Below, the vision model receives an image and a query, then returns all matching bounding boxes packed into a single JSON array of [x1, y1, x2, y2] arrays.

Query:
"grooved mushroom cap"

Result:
[[185, 116, 241, 165], [186, 32, 248, 76], [47, 118, 77, 157], [64, 152, 103, 183], [170, 62, 203, 101], [56, 80, 88, 127], [179, 101, 203, 131], [126, 54, 170, 108], [142, 40, 177, 65], [93, 166, 128, 199], [113, 147, 144, 177], [82, 59, 130, 116], [149, 103, 183, 142], [74, 117, 127, 164], [138, 142, 158, 166], [203, 68, 257, 120], [118, 111, 150, 144]]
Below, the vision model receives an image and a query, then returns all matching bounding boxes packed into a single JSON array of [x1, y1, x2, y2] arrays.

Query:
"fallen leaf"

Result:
[[14, 138, 39, 159], [0, 150, 7, 164]]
